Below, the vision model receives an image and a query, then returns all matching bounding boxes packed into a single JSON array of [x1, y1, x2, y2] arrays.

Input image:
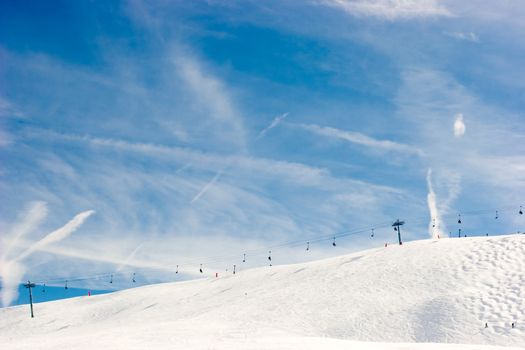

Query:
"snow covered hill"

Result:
[[1, 235, 524, 349]]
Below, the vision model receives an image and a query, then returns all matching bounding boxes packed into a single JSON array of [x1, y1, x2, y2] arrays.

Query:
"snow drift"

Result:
[[1, 234, 524, 349]]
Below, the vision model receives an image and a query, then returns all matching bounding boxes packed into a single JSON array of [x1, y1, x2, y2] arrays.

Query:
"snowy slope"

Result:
[[1, 235, 524, 349]]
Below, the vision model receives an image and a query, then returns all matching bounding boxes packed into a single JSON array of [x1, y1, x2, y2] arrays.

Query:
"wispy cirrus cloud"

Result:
[[395, 68, 525, 210], [173, 53, 247, 153], [17, 210, 95, 260], [5, 0, 523, 305], [444, 31, 480, 43], [0, 208, 94, 306], [25, 128, 410, 196], [1, 201, 48, 261], [191, 170, 224, 204], [23, 129, 331, 187], [316, 0, 452, 20], [296, 123, 424, 156], [0, 96, 24, 118], [257, 112, 289, 140]]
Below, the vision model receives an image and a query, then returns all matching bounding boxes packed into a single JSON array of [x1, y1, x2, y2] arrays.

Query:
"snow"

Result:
[[1, 234, 524, 349]]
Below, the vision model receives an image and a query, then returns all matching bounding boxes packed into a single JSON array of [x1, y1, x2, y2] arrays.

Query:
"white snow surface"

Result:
[[1, 235, 524, 349]]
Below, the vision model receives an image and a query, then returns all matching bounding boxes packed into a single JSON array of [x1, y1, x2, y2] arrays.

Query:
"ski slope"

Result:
[[1, 235, 524, 349]]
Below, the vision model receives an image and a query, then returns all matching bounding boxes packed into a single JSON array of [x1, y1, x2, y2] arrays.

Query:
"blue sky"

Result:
[[1, 0, 525, 306]]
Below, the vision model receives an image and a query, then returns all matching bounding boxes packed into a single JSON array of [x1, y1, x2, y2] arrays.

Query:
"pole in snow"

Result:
[[23, 280, 36, 318], [392, 219, 405, 245]]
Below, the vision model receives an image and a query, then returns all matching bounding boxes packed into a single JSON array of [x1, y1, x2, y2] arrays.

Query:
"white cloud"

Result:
[[191, 170, 224, 204], [25, 129, 330, 187], [174, 53, 247, 152], [297, 123, 424, 156], [395, 68, 524, 212], [317, 0, 452, 20], [454, 113, 466, 137], [0, 209, 94, 306], [0, 202, 47, 306], [0, 96, 24, 118], [2, 201, 48, 261], [444, 31, 480, 43], [18, 210, 95, 261], [31, 129, 409, 196], [257, 112, 289, 140], [0, 128, 12, 148], [38, 154, 77, 179]]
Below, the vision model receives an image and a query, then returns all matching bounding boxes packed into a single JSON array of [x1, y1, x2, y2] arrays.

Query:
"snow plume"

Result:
[[426, 169, 445, 239], [454, 113, 466, 137], [0, 260, 26, 307], [0, 209, 95, 306], [257, 112, 289, 140]]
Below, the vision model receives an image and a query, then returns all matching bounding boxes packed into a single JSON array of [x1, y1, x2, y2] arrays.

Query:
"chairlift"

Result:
[[306, 241, 310, 251], [65, 280, 68, 290], [458, 214, 462, 224], [394, 226, 397, 231], [199, 264, 203, 274], [110, 274, 113, 284], [176, 265, 179, 274], [268, 251, 272, 261], [332, 237, 336, 247], [243, 253, 246, 263], [520, 206, 523, 215], [495, 210, 499, 219], [233, 265, 236, 275], [42, 284, 46, 293], [132, 273, 136, 283], [371, 229, 374, 238], [432, 218, 436, 228]]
